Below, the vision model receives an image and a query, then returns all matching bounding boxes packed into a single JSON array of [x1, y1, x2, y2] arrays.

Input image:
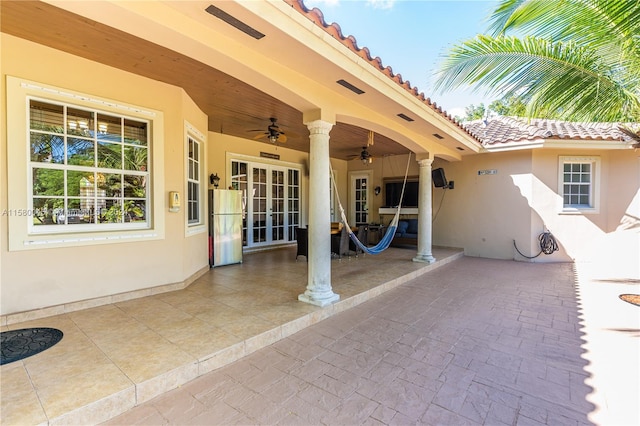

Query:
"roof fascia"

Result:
[[543, 139, 634, 150], [256, 1, 482, 152], [484, 138, 634, 152]]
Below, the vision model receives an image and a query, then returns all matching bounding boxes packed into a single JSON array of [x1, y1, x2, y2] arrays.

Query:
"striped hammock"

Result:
[[330, 153, 411, 255]]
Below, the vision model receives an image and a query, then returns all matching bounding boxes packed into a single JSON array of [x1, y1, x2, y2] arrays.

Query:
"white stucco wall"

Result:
[[530, 148, 640, 264], [432, 148, 640, 263]]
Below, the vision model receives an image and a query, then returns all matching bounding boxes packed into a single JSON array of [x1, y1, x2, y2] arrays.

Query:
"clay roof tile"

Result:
[[464, 116, 636, 146]]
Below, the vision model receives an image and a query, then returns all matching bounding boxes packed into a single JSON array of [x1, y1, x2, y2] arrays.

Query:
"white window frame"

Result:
[[27, 98, 151, 233], [558, 156, 600, 214], [6, 77, 165, 251], [185, 121, 206, 235]]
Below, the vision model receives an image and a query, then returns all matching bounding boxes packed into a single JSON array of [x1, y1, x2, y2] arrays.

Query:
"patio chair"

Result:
[[331, 226, 350, 259], [350, 225, 368, 256], [295, 227, 308, 260]]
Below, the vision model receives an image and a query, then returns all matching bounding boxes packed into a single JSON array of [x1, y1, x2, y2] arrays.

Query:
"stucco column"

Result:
[[413, 157, 436, 264], [298, 120, 339, 306]]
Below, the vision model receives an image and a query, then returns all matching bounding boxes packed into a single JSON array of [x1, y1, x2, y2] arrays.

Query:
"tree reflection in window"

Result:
[[29, 100, 149, 228]]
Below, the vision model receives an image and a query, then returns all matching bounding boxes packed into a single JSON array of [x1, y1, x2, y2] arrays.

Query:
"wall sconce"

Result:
[[374, 186, 381, 196], [209, 173, 220, 188]]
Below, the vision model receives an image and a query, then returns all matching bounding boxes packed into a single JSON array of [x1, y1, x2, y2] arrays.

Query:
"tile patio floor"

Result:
[[2, 243, 638, 425], [1, 246, 461, 425]]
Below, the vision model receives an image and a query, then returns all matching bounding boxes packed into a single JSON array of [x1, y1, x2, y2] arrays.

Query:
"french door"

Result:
[[251, 165, 287, 244], [231, 159, 300, 248], [349, 171, 372, 226]]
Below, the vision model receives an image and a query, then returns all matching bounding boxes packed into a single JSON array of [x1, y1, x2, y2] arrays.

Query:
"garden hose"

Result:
[[513, 231, 559, 259]]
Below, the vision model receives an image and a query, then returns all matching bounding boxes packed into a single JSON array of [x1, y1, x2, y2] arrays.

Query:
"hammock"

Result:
[[330, 153, 412, 255]]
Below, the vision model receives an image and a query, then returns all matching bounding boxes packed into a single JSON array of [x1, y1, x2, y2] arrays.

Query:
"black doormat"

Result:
[[1, 327, 63, 365]]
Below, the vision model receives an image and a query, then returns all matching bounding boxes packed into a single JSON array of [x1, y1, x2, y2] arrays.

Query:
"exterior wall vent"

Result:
[[336, 79, 365, 94], [432, 133, 444, 139], [397, 113, 414, 122], [205, 5, 265, 39]]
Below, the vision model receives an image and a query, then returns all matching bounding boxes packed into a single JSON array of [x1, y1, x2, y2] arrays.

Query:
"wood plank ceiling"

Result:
[[1, 1, 411, 161]]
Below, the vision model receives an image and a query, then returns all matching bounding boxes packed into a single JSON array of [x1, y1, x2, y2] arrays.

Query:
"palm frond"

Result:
[[619, 125, 640, 148], [490, 0, 638, 43], [493, 1, 633, 68], [434, 35, 638, 121]]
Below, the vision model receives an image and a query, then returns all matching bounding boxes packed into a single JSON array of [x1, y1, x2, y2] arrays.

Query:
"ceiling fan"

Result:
[[249, 117, 287, 144], [347, 131, 375, 164], [346, 146, 374, 164], [359, 146, 373, 164]]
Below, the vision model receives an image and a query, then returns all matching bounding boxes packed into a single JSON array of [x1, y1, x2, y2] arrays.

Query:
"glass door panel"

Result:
[[231, 161, 248, 245], [271, 168, 286, 243], [252, 167, 267, 243], [351, 174, 369, 226], [288, 169, 300, 241]]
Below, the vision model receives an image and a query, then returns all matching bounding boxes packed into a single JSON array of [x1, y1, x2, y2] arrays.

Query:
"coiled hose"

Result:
[[513, 231, 559, 259]]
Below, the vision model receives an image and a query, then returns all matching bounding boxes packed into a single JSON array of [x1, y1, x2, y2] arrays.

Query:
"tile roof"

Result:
[[285, 0, 478, 142], [464, 116, 638, 147]]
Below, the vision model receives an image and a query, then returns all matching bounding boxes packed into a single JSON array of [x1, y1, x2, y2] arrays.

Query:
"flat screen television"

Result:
[[385, 181, 419, 207]]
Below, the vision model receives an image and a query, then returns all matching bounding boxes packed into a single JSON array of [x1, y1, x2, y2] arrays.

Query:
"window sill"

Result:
[[559, 207, 598, 215], [16, 231, 160, 251], [186, 224, 206, 236]]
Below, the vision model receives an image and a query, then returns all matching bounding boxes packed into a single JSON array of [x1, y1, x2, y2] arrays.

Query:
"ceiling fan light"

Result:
[[360, 150, 372, 164], [269, 134, 278, 143]]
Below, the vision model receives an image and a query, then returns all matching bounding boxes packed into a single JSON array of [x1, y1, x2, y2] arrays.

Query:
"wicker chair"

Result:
[[295, 227, 308, 260]]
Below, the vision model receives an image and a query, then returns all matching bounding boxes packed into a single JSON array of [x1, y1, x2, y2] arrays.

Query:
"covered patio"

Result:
[[1, 246, 463, 425]]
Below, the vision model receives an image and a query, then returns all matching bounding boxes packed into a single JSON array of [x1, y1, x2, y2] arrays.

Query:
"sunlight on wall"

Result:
[[511, 173, 640, 277], [510, 173, 604, 261], [619, 190, 640, 231]]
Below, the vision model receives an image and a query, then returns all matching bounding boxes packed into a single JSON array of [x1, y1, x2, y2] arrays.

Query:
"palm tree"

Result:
[[434, 0, 640, 122]]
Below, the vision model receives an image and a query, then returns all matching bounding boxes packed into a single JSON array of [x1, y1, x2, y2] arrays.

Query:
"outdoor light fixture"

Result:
[[210, 173, 220, 188], [360, 147, 372, 165]]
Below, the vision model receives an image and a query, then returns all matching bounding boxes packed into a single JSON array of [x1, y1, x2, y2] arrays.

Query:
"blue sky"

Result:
[[303, 0, 500, 118]]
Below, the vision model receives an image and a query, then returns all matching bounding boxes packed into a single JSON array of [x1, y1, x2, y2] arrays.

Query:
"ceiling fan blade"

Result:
[[253, 133, 267, 140], [279, 134, 287, 143]]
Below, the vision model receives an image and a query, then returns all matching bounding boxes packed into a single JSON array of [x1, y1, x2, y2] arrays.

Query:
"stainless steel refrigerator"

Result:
[[209, 189, 243, 267]]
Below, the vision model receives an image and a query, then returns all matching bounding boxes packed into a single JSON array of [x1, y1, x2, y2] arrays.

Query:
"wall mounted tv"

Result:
[[384, 181, 419, 207]]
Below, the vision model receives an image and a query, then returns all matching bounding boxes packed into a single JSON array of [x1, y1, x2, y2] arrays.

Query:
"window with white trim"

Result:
[[29, 99, 150, 231], [187, 136, 201, 225], [559, 156, 599, 212]]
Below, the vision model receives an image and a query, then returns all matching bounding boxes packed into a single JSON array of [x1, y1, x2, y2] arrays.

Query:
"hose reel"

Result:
[[513, 230, 559, 259]]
